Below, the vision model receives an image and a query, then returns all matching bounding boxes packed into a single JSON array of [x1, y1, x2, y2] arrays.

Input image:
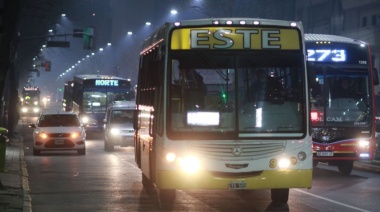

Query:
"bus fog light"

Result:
[[358, 140, 369, 148], [165, 152, 176, 162], [278, 158, 290, 169], [178, 156, 201, 174], [298, 151, 307, 161], [360, 153, 369, 158]]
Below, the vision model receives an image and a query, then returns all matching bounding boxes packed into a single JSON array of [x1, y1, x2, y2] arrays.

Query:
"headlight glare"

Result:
[[71, 132, 80, 139], [165, 152, 176, 162], [359, 140, 369, 148], [82, 116, 89, 124], [38, 132, 48, 139], [110, 128, 120, 135], [278, 158, 291, 169], [178, 155, 201, 174]]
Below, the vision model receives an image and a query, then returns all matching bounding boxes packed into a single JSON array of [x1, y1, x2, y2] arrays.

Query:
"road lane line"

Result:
[[294, 189, 371, 212]]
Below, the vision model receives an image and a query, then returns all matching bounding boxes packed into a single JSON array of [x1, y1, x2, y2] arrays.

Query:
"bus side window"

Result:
[[171, 60, 182, 112]]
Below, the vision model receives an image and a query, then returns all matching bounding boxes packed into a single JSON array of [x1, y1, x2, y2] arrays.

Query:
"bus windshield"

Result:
[[310, 65, 370, 127], [169, 51, 305, 137], [82, 91, 130, 112]]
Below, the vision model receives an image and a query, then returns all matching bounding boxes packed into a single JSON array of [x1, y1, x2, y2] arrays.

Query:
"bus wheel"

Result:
[[338, 161, 353, 175], [142, 174, 153, 192], [271, 188, 289, 204], [159, 189, 176, 204]]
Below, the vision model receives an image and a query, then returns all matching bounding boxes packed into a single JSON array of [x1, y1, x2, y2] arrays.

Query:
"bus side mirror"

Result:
[[374, 68, 379, 86]]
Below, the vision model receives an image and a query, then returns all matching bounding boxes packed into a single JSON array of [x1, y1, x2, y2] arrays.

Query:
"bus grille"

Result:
[[189, 141, 286, 161]]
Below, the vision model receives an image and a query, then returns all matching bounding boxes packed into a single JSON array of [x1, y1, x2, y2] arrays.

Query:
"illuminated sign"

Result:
[[307, 49, 346, 62], [171, 27, 300, 50], [24, 87, 39, 91], [95, 80, 119, 86]]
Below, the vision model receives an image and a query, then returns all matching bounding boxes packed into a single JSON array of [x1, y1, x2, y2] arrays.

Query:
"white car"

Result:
[[30, 111, 86, 155], [103, 101, 135, 151]]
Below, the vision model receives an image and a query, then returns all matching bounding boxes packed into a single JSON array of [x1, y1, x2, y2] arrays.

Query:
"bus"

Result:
[[134, 18, 312, 206], [20, 86, 41, 116], [306, 34, 379, 175], [71, 75, 134, 131], [62, 80, 74, 112]]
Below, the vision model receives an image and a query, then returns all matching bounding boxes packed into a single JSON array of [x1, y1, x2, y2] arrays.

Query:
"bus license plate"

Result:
[[316, 151, 333, 156], [228, 181, 247, 190], [55, 139, 65, 145]]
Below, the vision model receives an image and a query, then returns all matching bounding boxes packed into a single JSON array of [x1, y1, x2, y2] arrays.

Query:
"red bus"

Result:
[[306, 34, 379, 175]]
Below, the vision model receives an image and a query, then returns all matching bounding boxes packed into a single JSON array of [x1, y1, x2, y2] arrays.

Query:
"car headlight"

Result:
[[38, 132, 48, 139], [110, 128, 121, 135], [82, 116, 89, 124], [71, 132, 80, 139]]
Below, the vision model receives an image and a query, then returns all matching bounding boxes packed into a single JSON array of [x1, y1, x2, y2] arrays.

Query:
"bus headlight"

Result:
[[177, 156, 201, 174], [21, 107, 28, 113], [33, 107, 40, 113], [358, 140, 369, 148], [165, 152, 176, 162], [278, 158, 291, 169]]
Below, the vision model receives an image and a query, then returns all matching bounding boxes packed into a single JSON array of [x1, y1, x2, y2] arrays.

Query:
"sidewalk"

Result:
[[0, 134, 379, 212], [0, 134, 31, 212]]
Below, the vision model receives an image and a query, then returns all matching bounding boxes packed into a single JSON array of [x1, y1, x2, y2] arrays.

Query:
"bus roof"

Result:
[[74, 75, 131, 81], [305, 34, 367, 45], [141, 17, 304, 53]]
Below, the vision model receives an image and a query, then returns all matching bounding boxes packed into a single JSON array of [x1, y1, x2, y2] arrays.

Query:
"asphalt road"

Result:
[[16, 121, 380, 212]]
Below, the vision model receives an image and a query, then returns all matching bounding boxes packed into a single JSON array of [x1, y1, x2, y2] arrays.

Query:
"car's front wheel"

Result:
[[78, 147, 86, 155], [33, 148, 40, 156], [104, 137, 114, 151]]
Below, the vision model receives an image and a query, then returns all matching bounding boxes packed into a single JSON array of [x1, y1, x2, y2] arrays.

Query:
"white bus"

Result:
[[134, 18, 312, 206]]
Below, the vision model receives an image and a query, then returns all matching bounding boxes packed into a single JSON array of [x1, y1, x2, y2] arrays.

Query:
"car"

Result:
[[20, 103, 41, 116], [29, 111, 86, 156], [103, 101, 135, 151]]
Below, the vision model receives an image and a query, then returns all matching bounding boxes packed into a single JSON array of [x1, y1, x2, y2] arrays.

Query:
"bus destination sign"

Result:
[[171, 27, 300, 50]]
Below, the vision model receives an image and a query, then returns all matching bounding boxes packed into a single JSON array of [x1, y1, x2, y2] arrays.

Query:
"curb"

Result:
[[18, 136, 32, 212], [354, 161, 380, 173]]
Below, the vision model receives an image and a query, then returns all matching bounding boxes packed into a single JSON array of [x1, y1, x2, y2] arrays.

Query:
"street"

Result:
[[16, 110, 380, 212]]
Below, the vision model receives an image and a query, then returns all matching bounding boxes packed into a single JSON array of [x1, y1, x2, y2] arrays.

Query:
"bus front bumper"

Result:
[[155, 169, 312, 190]]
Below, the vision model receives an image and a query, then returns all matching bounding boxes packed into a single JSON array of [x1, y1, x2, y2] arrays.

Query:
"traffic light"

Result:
[[83, 27, 95, 50], [45, 61, 51, 72]]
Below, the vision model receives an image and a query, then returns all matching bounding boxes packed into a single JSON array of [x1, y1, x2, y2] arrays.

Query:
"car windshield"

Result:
[[110, 110, 134, 124], [38, 114, 80, 127]]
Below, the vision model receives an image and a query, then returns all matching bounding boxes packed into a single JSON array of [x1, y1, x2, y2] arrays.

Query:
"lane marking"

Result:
[[294, 189, 371, 212]]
